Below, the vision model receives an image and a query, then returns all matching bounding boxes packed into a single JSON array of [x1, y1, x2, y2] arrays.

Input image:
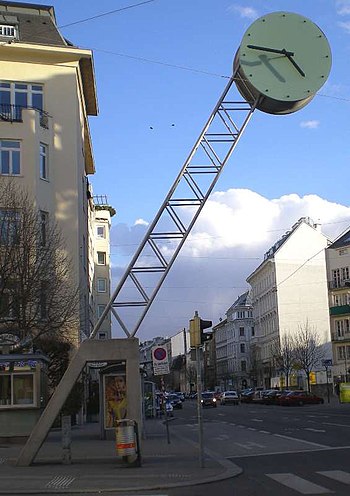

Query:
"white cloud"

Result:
[[336, 1, 350, 15], [300, 120, 320, 129], [110, 189, 350, 340], [227, 4, 258, 19], [338, 20, 350, 32], [134, 218, 149, 226]]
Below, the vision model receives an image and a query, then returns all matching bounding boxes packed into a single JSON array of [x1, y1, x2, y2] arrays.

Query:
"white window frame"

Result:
[[0, 81, 43, 109], [0, 140, 21, 175], [0, 25, 16, 38], [39, 143, 48, 179], [97, 278, 107, 293], [97, 251, 106, 265], [96, 225, 105, 238]]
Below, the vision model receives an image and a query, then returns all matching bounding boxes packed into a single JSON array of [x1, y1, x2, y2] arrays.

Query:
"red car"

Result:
[[278, 390, 324, 406]]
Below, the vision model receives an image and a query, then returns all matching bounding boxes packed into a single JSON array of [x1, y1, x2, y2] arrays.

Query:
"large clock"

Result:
[[234, 12, 332, 114]]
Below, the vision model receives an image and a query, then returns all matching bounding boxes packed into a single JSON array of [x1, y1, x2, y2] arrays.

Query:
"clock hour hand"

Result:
[[247, 44, 294, 56]]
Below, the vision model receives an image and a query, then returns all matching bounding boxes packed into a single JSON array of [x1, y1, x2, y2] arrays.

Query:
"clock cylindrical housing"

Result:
[[233, 12, 332, 115]]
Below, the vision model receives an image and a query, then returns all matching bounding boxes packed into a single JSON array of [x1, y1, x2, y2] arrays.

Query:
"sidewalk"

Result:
[[0, 418, 242, 494]]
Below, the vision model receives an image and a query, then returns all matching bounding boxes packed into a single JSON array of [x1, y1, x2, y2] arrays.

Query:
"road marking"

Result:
[[251, 418, 263, 422], [304, 428, 326, 433], [266, 473, 331, 494], [235, 442, 252, 449], [274, 434, 328, 448], [46, 476, 75, 489], [317, 470, 350, 484], [259, 430, 271, 434], [248, 427, 257, 431], [237, 425, 245, 428], [323, 422, 350, 428]]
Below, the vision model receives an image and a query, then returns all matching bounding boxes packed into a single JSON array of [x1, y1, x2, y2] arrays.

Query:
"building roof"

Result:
[[226, 290, 251, 314], [0, 2, 68, 47], [247, 217, 328, 282], [328, 227, 350, 249]]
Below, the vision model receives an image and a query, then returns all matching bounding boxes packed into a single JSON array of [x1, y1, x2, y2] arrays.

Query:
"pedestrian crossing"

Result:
[[266, 470, 350, 494]]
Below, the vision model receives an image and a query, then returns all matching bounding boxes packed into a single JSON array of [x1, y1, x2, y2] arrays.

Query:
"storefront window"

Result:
[[13, 374, 34, 405], [0, 375, 11, 405], [0, 373, 34, 406]]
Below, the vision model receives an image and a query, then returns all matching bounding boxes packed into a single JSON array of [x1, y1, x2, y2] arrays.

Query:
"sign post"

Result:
[[322, 359, 332, 404]]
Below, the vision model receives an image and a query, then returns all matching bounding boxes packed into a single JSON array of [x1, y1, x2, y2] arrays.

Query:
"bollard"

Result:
[[115, 419, 141, 467], [61, 415, 71, 465]]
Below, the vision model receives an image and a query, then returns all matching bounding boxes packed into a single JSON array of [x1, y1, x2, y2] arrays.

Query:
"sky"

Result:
[[35, 0, 350, 340]]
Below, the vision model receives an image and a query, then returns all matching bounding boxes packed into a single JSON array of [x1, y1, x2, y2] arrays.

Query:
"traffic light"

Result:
[[200, 318, 213, 344], [189, 317, 200, 347], [189, 313, 213, 347]]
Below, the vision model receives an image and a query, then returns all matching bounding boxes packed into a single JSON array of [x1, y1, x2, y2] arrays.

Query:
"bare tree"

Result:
[[0, 181, 79, 352], [272, 333, 295, 388], [293, 321, 325, 392]]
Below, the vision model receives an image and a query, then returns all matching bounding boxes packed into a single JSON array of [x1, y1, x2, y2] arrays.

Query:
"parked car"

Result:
[[220, 391, 239, 405], [278, 390, 324, 406], [262, 389, 292, 405], [201, 391, 217, 408], [175, 392, 185, 402], [166, 393, 183, 409], [240, 390, 255, 403]]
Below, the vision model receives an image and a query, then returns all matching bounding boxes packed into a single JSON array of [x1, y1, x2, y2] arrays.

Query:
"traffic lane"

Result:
[[172, 418, 330, 459], [181, 402, 350, 448], [211, 403, 350, 447]]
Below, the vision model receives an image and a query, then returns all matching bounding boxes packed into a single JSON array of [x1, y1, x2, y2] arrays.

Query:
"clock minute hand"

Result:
[[247, 45, 294, 56]]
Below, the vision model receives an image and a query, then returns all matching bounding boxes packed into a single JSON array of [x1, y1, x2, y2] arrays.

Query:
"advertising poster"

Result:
[[339, 383, 350, 404], [104, 373, 127, 429]]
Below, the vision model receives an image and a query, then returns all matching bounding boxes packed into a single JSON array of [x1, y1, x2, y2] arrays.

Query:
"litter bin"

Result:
[[115, 419, 141, 466]]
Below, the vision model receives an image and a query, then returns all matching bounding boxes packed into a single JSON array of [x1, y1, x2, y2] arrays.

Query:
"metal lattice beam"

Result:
[[90, 71, 258, 339]]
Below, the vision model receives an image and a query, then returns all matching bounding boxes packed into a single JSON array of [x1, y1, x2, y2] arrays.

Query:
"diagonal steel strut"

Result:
[[90, 70, 258, 339]]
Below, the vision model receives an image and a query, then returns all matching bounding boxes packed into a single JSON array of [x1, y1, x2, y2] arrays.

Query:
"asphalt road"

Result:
[[151, 398, 350, 496]]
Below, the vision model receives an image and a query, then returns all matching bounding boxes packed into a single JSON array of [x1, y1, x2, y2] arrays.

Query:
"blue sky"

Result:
[[35, 1, 350, 339]]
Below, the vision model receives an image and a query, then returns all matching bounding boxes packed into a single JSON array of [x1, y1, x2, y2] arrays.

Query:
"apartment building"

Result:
[[326, 228, 350, 382], [225, 291, 254, 390], [0, 2, 104, 344], [247, 217, 331, 388]]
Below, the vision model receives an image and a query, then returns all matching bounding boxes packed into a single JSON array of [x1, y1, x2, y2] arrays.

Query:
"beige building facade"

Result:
[[0, 2, 110, 344], [247, 217, 331, 388], [326, 228, 350, 382]]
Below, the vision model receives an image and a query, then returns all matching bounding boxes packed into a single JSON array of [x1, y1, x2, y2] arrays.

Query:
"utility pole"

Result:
[[189, 311, 213, 469]]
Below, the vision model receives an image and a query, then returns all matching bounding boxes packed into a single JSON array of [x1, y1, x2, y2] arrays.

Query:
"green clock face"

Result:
[[234, 12, 332, 114]]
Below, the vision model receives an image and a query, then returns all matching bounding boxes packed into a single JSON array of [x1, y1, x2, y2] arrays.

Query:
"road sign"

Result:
[[152, 346, 169, 376], [322, 359, 333, 367]]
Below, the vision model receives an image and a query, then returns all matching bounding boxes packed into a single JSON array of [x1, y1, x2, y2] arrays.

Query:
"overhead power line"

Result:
[[58, 0, 157, 28]]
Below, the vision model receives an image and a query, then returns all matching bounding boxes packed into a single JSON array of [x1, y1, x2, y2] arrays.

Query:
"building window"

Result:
[[0, 140, 20, 175], [97, 225, 105, 238], [338, 346, 345, 360], [0, 81, 43, 110], [39, 143, 48, 179], [332, 269, 341, 288], [39, 211, 48, 247], [97, 304, 106, 318], [336, 321, 345, 338], [241, 360, 247, 372], [97, 278, 107, 293], [0, 209, 20, 245], [0, 25, 16, 38], [239, 327, 245, 337], [342, 267, 350, 281], [251, 326, 255, 337], [97, 251, 106, 265], [98, 332, 107, 340], [0, 373, 35, 407], [240, 343, 246, 353]]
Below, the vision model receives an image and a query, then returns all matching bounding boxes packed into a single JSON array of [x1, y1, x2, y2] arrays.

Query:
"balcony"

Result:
[[0, 104, 49, 129], [329, 279, 350, 290], [329, 304, 350, 316]]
